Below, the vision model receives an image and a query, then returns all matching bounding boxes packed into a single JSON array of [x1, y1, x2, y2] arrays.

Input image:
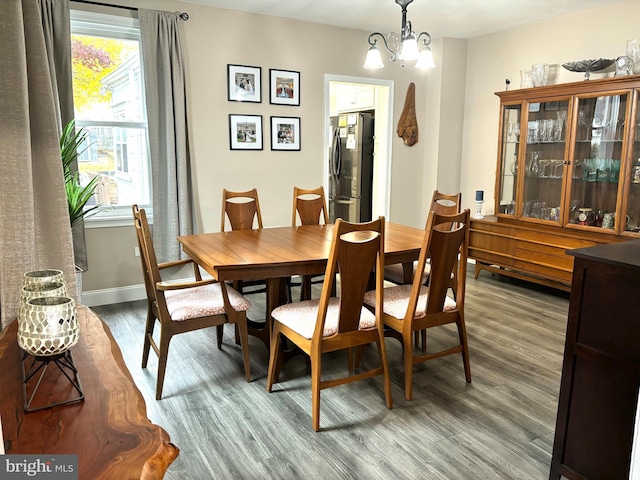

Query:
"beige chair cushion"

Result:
[[165, 283, 251, 321], [383, 261, 430, 285], [364, 284, 456, 319], [272, 297, 376, 339]]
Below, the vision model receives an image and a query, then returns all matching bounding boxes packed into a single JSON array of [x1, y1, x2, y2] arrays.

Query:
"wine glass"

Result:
[[538, 159, 551, 178], [577, 111, 589, 142], [615, 119, 625, 141], [551, 159, 565, 178], [507, 122, 515, 142]]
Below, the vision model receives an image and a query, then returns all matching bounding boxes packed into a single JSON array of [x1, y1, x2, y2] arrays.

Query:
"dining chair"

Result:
[[266, 217, 392, 432], [221, 188, 268, 295], [384, 190, 462, 351], [383, 190, 461, 285], [132, 205, 252, 400], [291, 186, 329, 301], [364, 209, 471, 401], [221, 188, 271, 344]]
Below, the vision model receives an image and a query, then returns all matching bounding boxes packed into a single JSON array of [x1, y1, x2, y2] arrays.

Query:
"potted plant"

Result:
[[60, 120, 105, 299], [60, 119, 103, 227]]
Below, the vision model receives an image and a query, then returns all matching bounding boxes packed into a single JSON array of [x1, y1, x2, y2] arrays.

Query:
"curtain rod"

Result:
[[71, 0, 190, 20]]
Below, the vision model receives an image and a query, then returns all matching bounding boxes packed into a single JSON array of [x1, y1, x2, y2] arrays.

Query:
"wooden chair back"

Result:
[[132, 204, 157, 309], [430, 190, 462, 230], [315, 217, 385, 341], [292, 186, 328, 226], [408, 209, 470, 321], [221, 188, 263, 231], [133, 205, 169, 315]]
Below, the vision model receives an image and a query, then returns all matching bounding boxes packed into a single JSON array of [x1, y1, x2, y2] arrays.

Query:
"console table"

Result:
[[0, 306, 178, 479]]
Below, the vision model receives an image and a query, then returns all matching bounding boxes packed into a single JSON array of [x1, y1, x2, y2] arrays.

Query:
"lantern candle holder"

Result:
[[18, 295, 83, 412]]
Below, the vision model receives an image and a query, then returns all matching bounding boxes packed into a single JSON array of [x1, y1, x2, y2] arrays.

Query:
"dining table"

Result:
[[177, 222, 425, 350]]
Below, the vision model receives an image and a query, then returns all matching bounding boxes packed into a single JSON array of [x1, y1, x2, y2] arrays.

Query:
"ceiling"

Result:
[[177, 0, 619, 39]]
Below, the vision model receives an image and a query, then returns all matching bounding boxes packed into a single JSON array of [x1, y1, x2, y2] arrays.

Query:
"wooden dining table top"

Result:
[[178, 222, 425, 282]]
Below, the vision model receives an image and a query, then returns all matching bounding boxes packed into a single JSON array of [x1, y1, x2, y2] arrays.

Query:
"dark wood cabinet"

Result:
[[550, 240, 640, 479]]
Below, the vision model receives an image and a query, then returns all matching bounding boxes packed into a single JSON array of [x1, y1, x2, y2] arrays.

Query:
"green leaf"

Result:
[[61, 119, 105, 226]]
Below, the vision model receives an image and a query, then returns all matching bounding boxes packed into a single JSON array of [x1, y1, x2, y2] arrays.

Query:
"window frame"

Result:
[[70, 9, 152, 227]]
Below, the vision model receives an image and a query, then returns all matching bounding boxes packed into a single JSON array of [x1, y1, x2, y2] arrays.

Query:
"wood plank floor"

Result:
[[92, 266, 570, 480]]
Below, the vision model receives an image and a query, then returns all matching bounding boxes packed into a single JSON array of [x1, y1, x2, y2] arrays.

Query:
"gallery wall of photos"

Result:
[[227, 64, 301, 151]]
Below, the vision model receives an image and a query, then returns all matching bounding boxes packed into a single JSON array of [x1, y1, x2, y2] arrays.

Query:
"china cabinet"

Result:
[[470, 75, 640, 290]]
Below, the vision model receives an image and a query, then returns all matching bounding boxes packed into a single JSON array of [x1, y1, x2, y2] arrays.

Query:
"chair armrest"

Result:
[[157, 258, 196, 270], [156, 278, 216, 291]]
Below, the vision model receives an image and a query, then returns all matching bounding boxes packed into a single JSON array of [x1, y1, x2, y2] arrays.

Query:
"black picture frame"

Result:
[[229, 114, 263, 150], [271, 116, 301, 151], [269, 69, 300, 106], [227, 64, 261, 103]]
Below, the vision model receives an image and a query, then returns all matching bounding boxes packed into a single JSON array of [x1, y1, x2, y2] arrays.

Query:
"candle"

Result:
[[476, 190, 484, 202]]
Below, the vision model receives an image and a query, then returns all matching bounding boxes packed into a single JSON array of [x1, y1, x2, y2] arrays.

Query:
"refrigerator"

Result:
[[328, 112, 374, 223]]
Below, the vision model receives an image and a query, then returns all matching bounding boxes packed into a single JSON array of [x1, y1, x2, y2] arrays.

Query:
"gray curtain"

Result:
[[139, 9, 194, 262], [0, 0, 77, 329], [39, 0, 88, 272], [34, 0, 80, 284]]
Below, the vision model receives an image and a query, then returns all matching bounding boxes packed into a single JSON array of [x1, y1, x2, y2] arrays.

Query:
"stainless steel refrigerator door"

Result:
[[329, 196, 361, 223]]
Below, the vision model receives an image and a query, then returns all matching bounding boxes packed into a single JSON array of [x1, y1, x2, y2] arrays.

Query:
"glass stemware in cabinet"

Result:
[[539, 158, 551, 178], [556, 111, 567, 142], [551, 159, 565, 178], [577, 111, 590, 142], [527, 151, 541, 177]]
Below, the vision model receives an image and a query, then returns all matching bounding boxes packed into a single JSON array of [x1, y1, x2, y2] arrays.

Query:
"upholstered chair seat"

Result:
[[271, 298, 376, 339], [364, 284, 456, 320], [165, 283, 251, 321]]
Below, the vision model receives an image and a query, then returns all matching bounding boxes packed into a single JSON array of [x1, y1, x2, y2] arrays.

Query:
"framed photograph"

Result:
[[227, 64, 261, 103], [229, 114, 263, 150], [269, 69, 300, 106], [271, 116, 300, 151]]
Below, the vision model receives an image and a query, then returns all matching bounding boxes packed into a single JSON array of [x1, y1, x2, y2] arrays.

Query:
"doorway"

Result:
[[324, 75, 394, 219]]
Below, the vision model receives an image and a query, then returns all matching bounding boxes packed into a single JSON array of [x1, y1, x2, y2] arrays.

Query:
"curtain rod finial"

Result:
[[178, 12, 189, 21]]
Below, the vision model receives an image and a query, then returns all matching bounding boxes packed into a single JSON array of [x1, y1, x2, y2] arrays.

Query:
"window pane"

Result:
[[72, 35, 144, 123], [76, 125, 150, 208]]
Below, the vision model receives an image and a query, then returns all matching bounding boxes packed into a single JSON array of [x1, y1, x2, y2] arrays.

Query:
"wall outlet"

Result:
[[134, 247, 140, 257]]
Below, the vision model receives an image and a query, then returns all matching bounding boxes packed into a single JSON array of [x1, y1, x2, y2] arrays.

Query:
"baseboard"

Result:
[[81, 284, 147, 307]]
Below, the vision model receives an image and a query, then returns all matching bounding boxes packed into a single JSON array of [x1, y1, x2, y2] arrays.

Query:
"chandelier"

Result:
[[363, 0, 435, 70]]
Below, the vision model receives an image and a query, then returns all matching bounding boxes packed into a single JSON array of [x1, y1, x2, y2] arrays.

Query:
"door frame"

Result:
[[324, 74, 394, 219]]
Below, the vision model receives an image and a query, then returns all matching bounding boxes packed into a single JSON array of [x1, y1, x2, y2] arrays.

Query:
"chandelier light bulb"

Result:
[[398, 34, 419, 61], [363, 44, 385, 69], [415, 46, 435, 69]]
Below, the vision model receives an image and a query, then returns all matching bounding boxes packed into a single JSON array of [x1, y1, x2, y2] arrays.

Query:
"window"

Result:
[[70, 10, 151, 225]]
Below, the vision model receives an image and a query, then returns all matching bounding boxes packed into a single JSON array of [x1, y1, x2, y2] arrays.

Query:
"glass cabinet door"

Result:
[[497, 105, 521, 215], [568, 93, 627, 230], [623, 91, 640, 233], [521, 99, 570, 222]]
